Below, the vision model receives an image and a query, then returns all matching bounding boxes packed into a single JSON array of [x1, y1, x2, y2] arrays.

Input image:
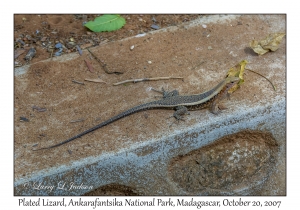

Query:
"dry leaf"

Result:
[[227, 60, 247, 79], [14, 49, 26, 59], [250, 33, 286, 55], [84, 59, 94, 72], [226, 60, 247, 93], [80, 43, 93, 49]]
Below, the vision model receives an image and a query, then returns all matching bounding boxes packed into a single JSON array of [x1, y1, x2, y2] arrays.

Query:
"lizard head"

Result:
[[224, 76, 240, 92], [225, 76, 240, 84]]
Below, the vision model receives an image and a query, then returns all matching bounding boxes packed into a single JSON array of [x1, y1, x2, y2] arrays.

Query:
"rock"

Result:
[[55, 48, 63, 56], [55, 43, 62, 49], [151, 24, 160, 30]]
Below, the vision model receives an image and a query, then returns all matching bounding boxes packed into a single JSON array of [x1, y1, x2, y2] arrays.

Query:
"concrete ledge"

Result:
[[14, 15, 286, 195], [14, 98, 286, 195]]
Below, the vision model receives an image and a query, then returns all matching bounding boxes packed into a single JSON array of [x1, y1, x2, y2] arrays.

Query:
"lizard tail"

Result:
[[32, 101, 160, 151]]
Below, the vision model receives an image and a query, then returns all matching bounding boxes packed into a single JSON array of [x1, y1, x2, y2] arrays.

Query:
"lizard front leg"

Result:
[[210, 102, 225, 114], [209, 78, 237, 114], [210, 92, 232, 114]]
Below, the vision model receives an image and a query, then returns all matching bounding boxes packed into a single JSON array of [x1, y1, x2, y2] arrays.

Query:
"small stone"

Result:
[[66, 42, 76, 49], [20, 116, 29, 122], [151, 24, 160, 30], [55, 43, 62, 49], [148, 61, 152, 64], [55, 48, 63, 56], [202, 24, 207, 28], [135, 33, 146, 38], [24, 48, 36, 61], [17, 39, 25, 45], [130, 45, 135, 51], [208, 46, 213, 50]]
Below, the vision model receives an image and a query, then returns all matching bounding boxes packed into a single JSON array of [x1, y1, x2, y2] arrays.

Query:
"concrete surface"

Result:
[[14, 15, 286, 195]]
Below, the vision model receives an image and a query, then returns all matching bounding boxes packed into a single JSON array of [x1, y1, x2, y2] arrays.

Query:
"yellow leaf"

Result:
[[226, 60, 247, 93], [227, 60, 247, 79], [249, 33, 286, 55], [238, 60, 247, 81]]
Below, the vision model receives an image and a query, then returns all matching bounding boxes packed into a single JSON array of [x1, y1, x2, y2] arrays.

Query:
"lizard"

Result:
[[32, 76, 240, 151]]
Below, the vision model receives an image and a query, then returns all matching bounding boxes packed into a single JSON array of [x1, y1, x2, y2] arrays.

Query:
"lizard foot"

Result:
[[211, 104, 227, 115]]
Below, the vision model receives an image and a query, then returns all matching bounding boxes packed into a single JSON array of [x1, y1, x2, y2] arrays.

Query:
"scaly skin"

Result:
[[33, 77, 240, 151]]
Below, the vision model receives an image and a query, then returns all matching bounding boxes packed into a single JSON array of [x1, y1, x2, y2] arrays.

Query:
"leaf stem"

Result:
[[245, 68, 276, 91]]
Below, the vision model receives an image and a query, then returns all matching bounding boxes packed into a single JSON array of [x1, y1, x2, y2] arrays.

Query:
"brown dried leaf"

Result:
[[249, 40, 269, 55], [250, 33, 286, 55], [80, 43, 93, 49], [84, 59, 94, 72], [14, 49, 26, 59], [41, 37, 47, 42]]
